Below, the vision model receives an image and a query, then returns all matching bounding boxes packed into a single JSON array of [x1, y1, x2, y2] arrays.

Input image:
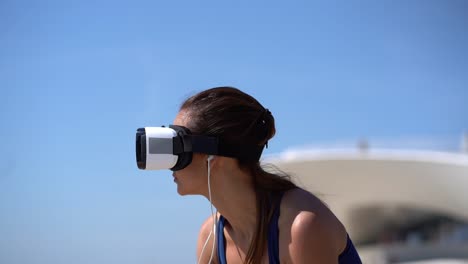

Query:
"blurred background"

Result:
[[1, 0, 467, 263]]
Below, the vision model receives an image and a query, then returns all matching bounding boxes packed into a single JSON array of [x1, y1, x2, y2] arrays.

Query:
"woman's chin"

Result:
[[177, 188, 187, 195], [176, 184, 200, 196], [176, 184, 191, 196]]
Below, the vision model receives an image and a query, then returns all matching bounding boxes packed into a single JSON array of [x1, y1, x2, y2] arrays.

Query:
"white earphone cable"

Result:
[[197, 156, 218, 264]]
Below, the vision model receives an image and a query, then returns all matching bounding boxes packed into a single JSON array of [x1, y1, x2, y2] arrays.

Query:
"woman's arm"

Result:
[[288, 211, 341, 264], [281, 189, 347, 264]]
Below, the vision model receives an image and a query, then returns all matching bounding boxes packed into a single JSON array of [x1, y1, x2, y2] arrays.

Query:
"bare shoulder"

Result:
[[279, 188, 348, 263], [196, 214, 219, 264]]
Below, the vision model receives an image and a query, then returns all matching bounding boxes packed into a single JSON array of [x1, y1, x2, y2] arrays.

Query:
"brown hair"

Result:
[[180, 87, 297, 264]]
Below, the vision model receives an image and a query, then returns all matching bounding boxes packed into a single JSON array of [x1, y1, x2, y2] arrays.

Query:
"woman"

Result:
[[172, 87, 362, 263]]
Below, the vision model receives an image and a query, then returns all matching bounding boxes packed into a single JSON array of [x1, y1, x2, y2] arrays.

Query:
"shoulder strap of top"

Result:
[[267, 192, 284, 264], [338, 234, 362, 263], [217, 215, 228, 264]]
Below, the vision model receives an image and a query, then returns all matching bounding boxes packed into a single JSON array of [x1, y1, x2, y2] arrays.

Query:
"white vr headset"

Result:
[[135, 125, 265, 171]]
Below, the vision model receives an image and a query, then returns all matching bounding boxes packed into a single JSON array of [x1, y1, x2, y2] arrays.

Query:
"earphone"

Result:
[[197, 155, 218, 264]]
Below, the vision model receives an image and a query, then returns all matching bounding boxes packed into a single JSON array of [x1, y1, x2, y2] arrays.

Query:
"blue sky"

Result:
[[1, 0, 467, 263]]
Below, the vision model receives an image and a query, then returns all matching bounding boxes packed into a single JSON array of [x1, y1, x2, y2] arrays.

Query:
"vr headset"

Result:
[[135, 125, 265, 171]]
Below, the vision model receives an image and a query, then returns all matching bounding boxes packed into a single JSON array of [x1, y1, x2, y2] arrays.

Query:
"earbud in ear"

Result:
[[207, 155, 214, 162]]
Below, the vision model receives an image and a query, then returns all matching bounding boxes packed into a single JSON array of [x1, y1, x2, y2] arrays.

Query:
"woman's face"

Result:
[[172, 110, 208, 196]]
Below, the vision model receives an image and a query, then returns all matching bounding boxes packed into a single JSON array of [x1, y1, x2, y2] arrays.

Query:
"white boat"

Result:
[[266, 137, 468, 264]]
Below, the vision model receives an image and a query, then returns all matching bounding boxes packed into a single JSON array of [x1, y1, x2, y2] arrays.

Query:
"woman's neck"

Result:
[[209, 167, 258, 243]]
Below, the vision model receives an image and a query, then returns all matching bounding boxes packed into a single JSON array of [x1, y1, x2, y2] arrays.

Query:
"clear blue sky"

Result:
[[1, 0, 467, 263]]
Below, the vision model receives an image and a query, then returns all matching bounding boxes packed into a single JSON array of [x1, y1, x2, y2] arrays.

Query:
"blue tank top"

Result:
[[216, 193, 362, 264]]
